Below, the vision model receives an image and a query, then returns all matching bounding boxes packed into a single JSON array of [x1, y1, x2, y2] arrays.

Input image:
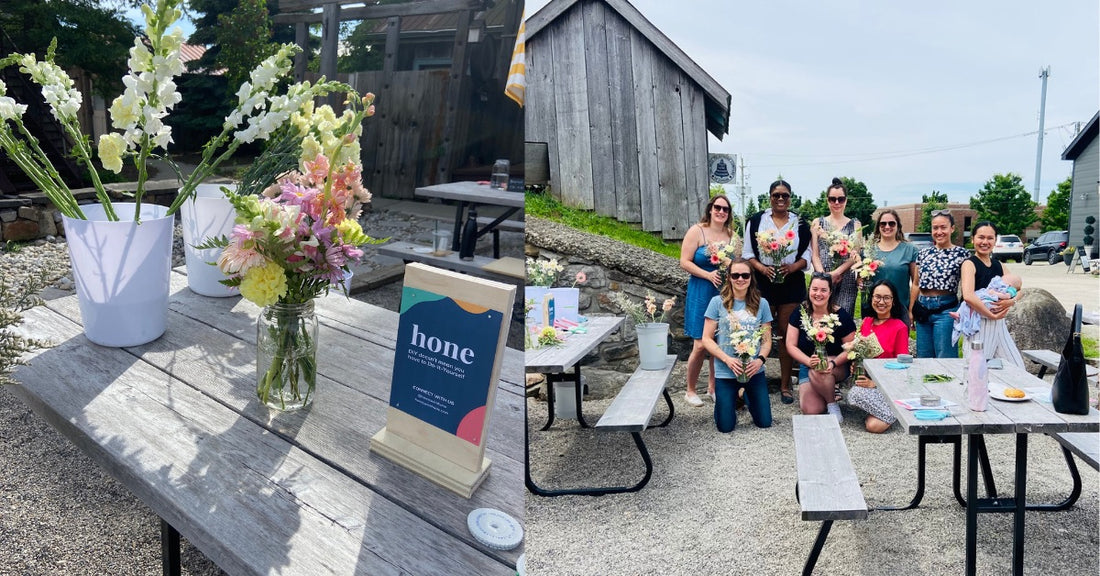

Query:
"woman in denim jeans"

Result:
[[913, 211, 969, 357], [702, 259, 773, 433]]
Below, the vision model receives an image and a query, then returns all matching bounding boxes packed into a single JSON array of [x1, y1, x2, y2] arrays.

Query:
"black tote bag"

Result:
[[1051, 304, 1090, 415]]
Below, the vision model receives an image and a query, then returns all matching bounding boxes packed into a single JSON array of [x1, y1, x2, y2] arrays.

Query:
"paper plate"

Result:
[[990, 388, 1030, 402], [516, 553, 526, 576], [468, 508, 523, 551], [914, 409, 948, 420]]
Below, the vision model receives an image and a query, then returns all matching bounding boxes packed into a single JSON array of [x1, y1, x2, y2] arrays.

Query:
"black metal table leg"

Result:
[[541, 367, 590, 430], [802, 520, 834, 576], [965, 435, 979, 576], [161, 519, 181, 576], [1026, 445, 1082, 511], [1011, 433, 1027, 576]]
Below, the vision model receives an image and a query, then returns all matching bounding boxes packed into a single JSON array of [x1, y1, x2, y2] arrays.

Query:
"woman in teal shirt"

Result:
[[863, 209, 918, 324]]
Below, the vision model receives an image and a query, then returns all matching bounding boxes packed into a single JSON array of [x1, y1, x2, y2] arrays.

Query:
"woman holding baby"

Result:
[[959, 221, 1025, 367]]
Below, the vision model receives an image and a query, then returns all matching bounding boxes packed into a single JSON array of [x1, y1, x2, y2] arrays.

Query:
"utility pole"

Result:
[[1033, 66, 1050, 202], [737, 155, 750, 221]]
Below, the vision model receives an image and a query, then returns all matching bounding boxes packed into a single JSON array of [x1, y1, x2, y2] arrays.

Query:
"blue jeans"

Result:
[[714, 373, 772, 433], [915, 294, 959, 358]]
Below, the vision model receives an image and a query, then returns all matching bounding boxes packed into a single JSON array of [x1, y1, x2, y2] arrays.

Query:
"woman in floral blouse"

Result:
[[913, 211, 970, 357]]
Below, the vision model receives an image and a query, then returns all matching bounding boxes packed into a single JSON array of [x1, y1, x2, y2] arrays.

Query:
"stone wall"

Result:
[[525, 216, 691, 372], [0, 180, 183, 242]]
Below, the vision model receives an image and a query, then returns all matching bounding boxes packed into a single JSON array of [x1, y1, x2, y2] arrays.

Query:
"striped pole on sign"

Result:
[[504, 14, 525, 107]]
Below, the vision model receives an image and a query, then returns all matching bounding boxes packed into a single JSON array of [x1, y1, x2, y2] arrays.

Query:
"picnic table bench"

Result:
[[377, 241, 524, 287], [1021, 348, 1100, 379], [792, 414, 867, 576], [476, 215, 524, 258]]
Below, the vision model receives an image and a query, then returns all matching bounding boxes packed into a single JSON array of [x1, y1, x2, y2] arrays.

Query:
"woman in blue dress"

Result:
[[679, 194, 734, 407]]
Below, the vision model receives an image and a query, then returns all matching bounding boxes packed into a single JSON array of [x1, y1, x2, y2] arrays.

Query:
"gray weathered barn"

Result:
[[525, 0, 731, 239]]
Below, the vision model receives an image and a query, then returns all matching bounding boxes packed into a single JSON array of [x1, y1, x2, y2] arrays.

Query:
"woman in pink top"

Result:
[[846, 280, 909, 433]]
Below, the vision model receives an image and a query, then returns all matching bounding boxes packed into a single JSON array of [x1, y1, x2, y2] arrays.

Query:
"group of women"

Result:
[[679, 179, 1025, 434]]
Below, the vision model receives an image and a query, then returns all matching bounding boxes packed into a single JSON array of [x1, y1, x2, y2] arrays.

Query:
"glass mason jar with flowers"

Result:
[[800, 307, 839, 372], [755, 229, 796, 283], [205, 91, 382, 410]]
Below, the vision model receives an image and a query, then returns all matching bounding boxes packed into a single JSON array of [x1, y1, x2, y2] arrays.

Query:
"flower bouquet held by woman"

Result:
[[203, 91, 382, 410], [799, 306, 840, 372], [843, 331, 884, 381], [755, 228, 797, 283]]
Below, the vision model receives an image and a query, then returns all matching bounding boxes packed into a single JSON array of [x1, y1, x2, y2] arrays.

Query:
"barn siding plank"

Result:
[[525, 33, 562, 196], [605, 10, 641, 223], [655, 64, 687, 239], [551, 6, 595, 209], [631, 28, 661, 232], [582, 1, 616, 217]]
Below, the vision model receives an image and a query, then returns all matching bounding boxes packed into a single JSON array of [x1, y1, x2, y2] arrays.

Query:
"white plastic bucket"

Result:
[[181, 183, 239, 297], [63, 203, 173, 347], [635, 322, 670, 370], [553, 381, 578, 419]]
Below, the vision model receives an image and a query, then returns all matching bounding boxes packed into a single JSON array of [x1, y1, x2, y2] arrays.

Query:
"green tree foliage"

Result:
[[970, 173, 1037, 236], [214, 0, 277, 90], [1040, 176, 1072, 232], [0, 0, 137, 96], [918, 190, 949, 232], [188, 0, 295, 75]]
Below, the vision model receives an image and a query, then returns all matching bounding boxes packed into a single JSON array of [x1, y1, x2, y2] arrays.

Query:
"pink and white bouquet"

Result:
[[800, 307, 840, 372], [608, 290, 676, 326], [755, 228, 796, 283], [823, 225, 863, 270], [843, 331, 883, 381], [706, 235, 743, 284], [728, 313, 765, 382], [214, 92, 380, 308]]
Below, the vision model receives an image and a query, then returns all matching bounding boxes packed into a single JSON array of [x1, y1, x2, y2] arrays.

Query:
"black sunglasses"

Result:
[[878, 220, 897, 228], [771, 193, 791, 200], [712, 204, 731, 213], [827, 196, 846, 203], [728, 272, 752, 280], [811, 272, 831, 281], [931, 209, 951, 217]]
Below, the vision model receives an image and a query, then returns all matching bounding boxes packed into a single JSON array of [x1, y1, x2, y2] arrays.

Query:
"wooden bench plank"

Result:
[[793, 415, 868, 521], [476, 216, 524, 232], [1051, 432, 1100, 470], [596, 355, 677, 432], [1021, 349, 1099, 377], [377, 241, 522, 285]]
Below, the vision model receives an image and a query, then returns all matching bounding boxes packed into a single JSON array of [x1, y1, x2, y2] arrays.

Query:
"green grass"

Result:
[[524, 190, 682, 259], [1084, 335, 1099, 359]]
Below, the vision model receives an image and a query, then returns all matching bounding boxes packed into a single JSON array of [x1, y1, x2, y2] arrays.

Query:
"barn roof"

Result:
[[1062, 111, 1098, 161], [527, 0, 731, 139]]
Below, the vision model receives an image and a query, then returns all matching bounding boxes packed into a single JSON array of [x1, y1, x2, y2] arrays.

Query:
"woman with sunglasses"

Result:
[[810, 178, 860, 316], [702, 259, 773, 432], [847, 280, 910, 433], [864, 209, 918, 324], [913, 210, 969, 357], [742, 180, 812, 405], [679, 194, 735, 407], [786, 272, 856, 422]]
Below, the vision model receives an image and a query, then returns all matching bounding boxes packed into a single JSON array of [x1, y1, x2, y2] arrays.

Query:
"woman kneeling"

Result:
[[787, 273, 856, 422], [847, 280, 910, 433], [702, 259, 773, 432]]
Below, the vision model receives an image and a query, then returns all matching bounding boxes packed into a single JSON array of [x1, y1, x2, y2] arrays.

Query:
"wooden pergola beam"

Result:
[[273, 0, 486, 24]]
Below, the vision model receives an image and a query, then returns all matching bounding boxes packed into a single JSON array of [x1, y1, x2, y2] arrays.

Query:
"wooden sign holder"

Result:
[[370, 263, 516, 498]]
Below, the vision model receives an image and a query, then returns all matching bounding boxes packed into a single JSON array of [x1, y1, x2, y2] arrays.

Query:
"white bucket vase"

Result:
[[62, 203, 174, 347], [181, 183, 239, 297], [549, 287, 580, 323], [635, 322, 670, 370]]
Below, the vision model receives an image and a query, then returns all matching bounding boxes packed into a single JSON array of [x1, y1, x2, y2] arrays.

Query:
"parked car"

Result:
[[907, 232, 933, 251], [992, 234, 1023, 262], [1023, 230, 1069, 265]]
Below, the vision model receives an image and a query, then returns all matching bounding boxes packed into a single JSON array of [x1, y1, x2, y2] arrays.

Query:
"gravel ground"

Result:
[[0, 200, 522, 575], [525, 374, 1099, 575]]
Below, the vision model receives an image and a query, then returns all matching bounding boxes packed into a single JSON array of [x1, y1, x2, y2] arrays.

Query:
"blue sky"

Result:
[[524, 0, 1099, 209]]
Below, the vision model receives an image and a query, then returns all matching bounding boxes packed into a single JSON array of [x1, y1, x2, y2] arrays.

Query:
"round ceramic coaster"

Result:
[[468, 508, 523, 551], [516, 553, 526, 576]]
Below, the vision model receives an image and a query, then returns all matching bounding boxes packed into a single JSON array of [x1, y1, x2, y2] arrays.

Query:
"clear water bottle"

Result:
[[490, 159, 510, 190], [967, 340, 988, 411]]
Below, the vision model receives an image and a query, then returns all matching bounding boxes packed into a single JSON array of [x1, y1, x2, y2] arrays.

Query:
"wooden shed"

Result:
[[275, 0, 524, 200], [1061, 111, 1099, 259], [525, 0, 731, 239]]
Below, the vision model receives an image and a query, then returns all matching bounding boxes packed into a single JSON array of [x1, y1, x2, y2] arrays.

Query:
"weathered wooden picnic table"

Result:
[[414, 181, 524, 254], [12, 272, 524, 575], [864, 357, 1098, 576]]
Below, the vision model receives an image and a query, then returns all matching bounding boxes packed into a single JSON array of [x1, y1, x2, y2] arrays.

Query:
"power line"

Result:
[[748, 122, 1078, 168]]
